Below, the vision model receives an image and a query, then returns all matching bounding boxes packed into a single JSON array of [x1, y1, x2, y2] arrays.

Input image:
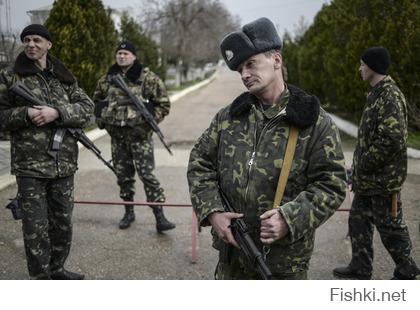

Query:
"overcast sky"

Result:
[[1, 0, 331, 36]]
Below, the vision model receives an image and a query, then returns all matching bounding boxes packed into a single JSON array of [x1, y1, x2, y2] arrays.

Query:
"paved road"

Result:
[[0, 67, 418, 279], [0, 141, 10, 175]]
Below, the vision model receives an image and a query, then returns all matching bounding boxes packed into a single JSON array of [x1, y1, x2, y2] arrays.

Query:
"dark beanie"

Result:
[[20, 24, 52, 42], [220, 17, 282, 71], [116, 41, 136, 56], [361, 47, 390, 75]]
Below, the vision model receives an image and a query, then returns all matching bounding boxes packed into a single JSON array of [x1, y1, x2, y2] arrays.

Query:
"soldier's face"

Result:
[[359, 60, 375, 82], [116, 50, 136, 68], [23, 35, 51, 61], [237, 52, 281, 96]]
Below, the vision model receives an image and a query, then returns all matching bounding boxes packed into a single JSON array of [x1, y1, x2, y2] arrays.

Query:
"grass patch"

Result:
[[168, 79, 202, 93], [167, 69, 216, 93], [408, 131, 420, 149], [339, 129, 420, 150], [339, 130, 357, 143]]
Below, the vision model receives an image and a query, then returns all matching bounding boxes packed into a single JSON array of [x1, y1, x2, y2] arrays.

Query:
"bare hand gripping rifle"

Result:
[[110, 74, 173, 156], [219, 189, 272, 280], [9, 80, 116, 174], [6, 81, 117, 219]]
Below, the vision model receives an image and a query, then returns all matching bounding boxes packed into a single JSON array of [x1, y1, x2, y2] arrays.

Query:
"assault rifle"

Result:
[[6, 81, 117, 220], [9, 80, 116, 175], [110, 74, 173, 156], [219, 189, 272, 280]]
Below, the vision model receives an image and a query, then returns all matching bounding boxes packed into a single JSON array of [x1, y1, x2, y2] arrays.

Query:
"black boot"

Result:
[[391, 262, 420, 280], [119, 205, 135, 229], [333, 265, 371, 280], [51, 269, 85, 280], [152, 206, 175, 233]]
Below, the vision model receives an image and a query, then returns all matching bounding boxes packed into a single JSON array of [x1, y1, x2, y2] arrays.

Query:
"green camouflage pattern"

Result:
[[93, 66, 168, 203], [187, 86, 347, 276], [17, 175, 74, 279], [215, 260, 307, 280], [0, 61, 94, 178], [108, 126, 165, 202], [352, 76, 408, 195], [93, 67, 170, 135], [349, 193, 418, 278]]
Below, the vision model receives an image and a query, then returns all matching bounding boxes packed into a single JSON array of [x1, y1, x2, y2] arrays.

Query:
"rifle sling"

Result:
[[272, 126, 299, 209]]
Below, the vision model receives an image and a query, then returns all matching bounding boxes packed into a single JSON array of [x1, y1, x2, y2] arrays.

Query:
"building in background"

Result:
[[27, 4, 52, 25]]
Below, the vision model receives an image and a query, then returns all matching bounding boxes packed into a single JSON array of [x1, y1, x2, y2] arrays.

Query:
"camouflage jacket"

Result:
[[352, 76, 408, 195], [187, 85, 347, 271], [93, 61, 170, 137], [0, 52, 94, 178]]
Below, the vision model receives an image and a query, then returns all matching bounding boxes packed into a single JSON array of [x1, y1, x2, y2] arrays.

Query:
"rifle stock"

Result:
[[110, 74, 173, 156], [219, 189, 272, 280]]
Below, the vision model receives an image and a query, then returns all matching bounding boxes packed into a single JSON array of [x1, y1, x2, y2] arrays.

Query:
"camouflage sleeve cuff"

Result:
[[54, 106, 67, 125], [197, 208, 225, 227], [12, 106, 31, 129], [277, 205, 295, 243]]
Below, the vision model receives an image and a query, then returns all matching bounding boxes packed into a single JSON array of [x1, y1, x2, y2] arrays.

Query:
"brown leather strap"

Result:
[[272, 126, 299, 209]]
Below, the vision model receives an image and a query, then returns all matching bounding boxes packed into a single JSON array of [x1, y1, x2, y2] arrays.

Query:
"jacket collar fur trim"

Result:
[[229, 84, 320, 129], [13, 51, 76, 84], [107, 60, 143, 82]]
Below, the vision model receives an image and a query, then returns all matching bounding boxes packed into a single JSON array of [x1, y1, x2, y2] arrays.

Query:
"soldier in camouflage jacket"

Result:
[[93, 41, 175, 232], [333, 47, 419, 280], [187, 18, 347, 279], [0, 25, 93, 279]]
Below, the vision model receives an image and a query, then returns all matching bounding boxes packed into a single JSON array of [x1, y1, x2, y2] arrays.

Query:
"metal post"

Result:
[[191, 210, 198, 264]]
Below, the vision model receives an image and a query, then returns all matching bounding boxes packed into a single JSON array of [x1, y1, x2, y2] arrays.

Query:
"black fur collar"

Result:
[[13, 51, 76, 84], [229, 84, 320, 129], [107, 60, 143, 82]]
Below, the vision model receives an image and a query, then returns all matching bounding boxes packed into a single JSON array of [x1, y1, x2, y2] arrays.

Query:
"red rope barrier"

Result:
[[74, 200, 192, 207]]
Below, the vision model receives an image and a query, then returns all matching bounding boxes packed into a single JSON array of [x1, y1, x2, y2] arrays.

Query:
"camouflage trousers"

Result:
[[349, 193, 418, 278], [110, 128, 165, 203], [16, 175, 74, 280]]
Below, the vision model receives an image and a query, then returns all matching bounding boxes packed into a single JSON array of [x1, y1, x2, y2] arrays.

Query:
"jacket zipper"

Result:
[[244, 106, 258, 203], [244, 108, 286, 206]]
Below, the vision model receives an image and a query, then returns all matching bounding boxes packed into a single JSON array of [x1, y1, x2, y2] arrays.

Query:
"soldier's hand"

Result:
[[27, 107, 41, 120], [29, 105, 59, 126], [208, 211, 243, 249], [260, 209, 289, 245]]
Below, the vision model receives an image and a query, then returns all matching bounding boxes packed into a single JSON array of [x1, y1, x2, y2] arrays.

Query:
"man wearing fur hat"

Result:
[[93, 41, 175, 232], [187, 17, 347, 279], [0, 24, 93, 279], [333, 47, 419, 280]]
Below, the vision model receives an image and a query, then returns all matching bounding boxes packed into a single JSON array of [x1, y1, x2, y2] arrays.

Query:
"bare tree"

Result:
[[0, 33, 20, 68], [292, 16, 309, 41], [139, 0, 240, 83]]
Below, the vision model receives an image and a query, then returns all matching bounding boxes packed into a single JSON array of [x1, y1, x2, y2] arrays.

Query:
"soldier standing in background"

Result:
[[93, 41, 175, 232], [187, 18, 347, 279], [0, 24, 93, 279], [333, 47, 419, 280]]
